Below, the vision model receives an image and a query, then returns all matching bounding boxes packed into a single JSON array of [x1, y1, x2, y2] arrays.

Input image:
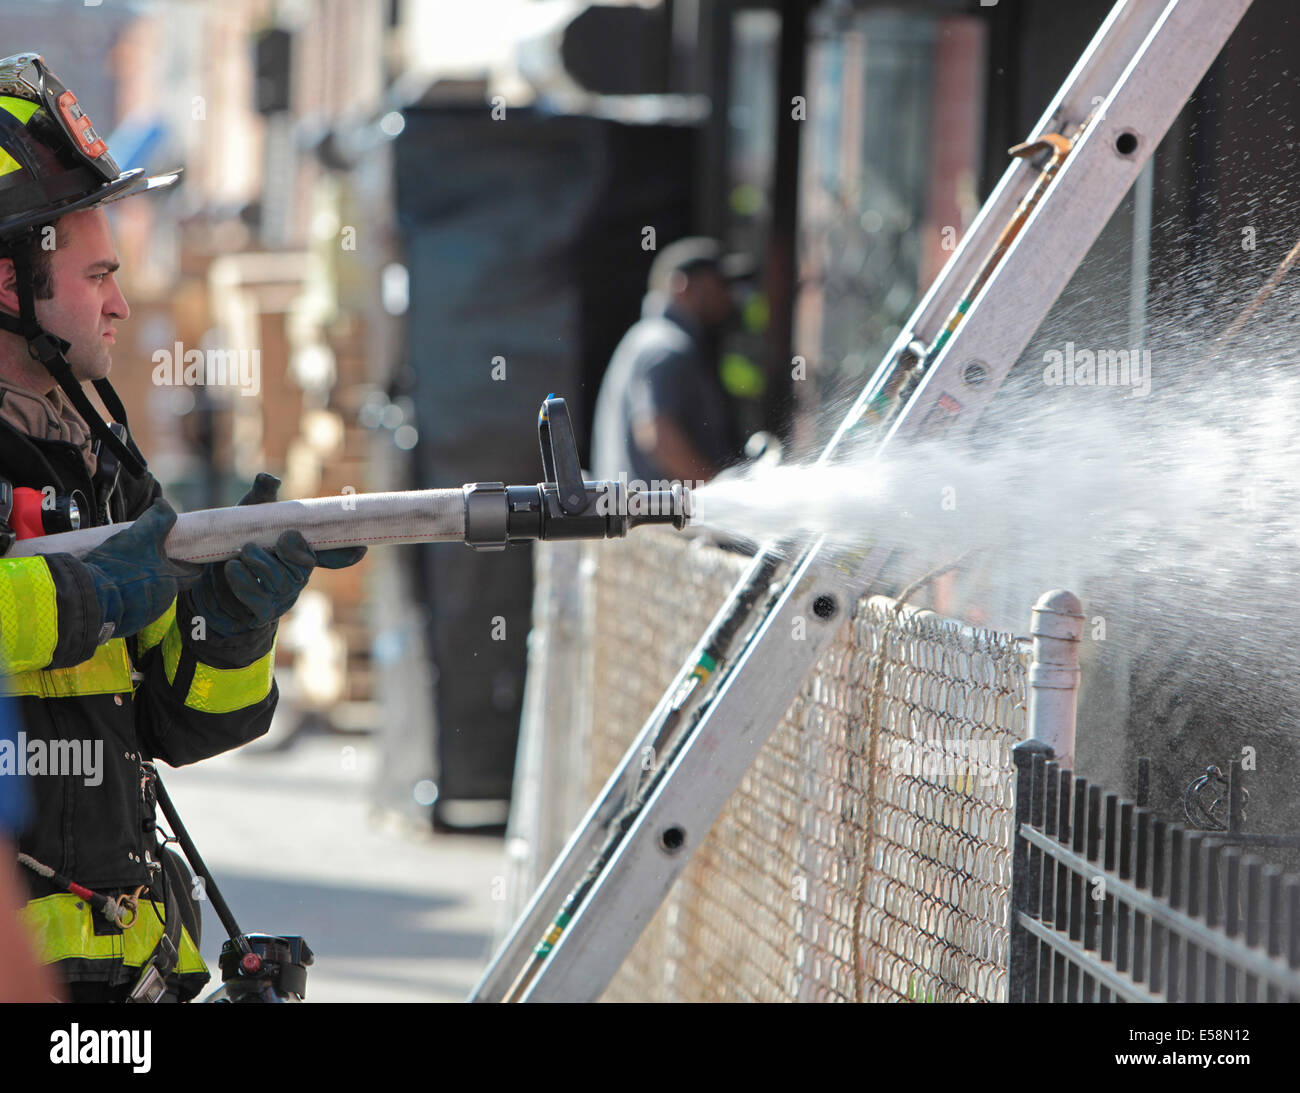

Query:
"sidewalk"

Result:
[[160, 731, 507, 1003]]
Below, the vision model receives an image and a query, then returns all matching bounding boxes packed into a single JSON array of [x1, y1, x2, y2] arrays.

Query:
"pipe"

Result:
[[1026, 588, 1084, 771]]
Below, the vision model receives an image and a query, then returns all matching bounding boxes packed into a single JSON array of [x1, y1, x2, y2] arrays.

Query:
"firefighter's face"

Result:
[[34, 208, 130, 383]]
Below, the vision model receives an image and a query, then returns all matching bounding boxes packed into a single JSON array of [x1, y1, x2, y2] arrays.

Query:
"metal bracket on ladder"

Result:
[[471, 0, 1254, 1003]]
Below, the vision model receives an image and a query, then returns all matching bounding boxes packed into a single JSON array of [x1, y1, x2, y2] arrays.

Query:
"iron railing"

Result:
[[1010, 739, 1300, 1002]]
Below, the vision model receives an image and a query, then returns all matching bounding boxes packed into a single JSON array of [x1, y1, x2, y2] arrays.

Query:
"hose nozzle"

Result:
[[463, 477, 692, 550], [462, 396, 693, 550], [628, 481, 692, 532]]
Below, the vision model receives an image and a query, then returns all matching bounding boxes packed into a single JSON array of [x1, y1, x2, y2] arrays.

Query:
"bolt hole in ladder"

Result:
[[471, 0, 1256, 1003]]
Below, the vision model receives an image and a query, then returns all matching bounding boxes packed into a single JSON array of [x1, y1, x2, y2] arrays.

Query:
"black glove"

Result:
[[81, 498, 203, 642], [183, 473, 367, 640]]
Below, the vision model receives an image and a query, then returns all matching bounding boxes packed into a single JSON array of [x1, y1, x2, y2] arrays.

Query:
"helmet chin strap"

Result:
[[0, 238, 145, 477]]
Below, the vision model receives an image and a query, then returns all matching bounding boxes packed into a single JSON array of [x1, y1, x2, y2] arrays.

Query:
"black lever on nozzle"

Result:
[[539, 397, 587, 515], [463, 394, 690, 550]]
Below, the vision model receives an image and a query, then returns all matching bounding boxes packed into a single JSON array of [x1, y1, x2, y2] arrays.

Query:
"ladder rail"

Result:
[[824, 0, 1182, 458], [886, 0, 1244, 451]]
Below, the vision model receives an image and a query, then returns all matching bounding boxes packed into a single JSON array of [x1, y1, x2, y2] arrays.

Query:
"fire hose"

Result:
[[5, 396, 690, 563]]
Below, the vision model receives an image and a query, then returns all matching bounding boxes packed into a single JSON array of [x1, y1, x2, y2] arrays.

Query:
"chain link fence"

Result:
[[506, 529, 1032, 1001]]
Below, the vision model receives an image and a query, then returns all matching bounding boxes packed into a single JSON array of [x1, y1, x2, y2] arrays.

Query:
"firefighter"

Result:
[[0, 52, 365, 1001]]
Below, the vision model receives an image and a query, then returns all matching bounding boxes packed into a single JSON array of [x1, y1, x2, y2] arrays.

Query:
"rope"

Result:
[[850, 548, 978, 1003], [16, 852, 144, 928], [1208, 231, 1300, 357]]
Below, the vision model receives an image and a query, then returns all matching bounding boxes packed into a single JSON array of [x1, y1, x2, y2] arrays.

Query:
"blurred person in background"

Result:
[[593, 237, 753, 485], [0, 52, 364, 1001]]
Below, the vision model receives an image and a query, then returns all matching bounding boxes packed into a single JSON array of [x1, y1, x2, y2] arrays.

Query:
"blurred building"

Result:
[[103, 2, 393, 748]]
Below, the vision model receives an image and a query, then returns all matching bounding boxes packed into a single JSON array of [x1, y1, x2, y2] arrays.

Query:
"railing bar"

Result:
[[1099, 792, 1119, 1003], [1149, 819, 1167, 996], [1014, 912, 1160, 1003], [1083, 785, 1102, 1002], [1020, 825, 1300, 993], [1133, 810, 1151, 986], [1242, 857, 1260, 1003], [1184, 832, 1202, 1001], [1067, 776, 1087, 1002], [1115, 800, 1134, 980], [1204, 842, 1222, 1003], [1053, 766, 1073, 1003]]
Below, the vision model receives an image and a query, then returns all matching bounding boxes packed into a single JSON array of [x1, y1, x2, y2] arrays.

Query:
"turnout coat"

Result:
[[0, 417, 276, 994]]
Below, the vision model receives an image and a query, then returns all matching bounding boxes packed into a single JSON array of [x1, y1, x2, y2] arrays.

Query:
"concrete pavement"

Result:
[[160, 730, 508, 1003]]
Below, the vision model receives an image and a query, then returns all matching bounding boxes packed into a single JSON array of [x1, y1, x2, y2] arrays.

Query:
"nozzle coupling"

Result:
[[463, 479, 691, 551]]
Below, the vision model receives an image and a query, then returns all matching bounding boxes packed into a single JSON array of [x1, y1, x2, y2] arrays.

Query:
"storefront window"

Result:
[[794, 9, 986, 444]]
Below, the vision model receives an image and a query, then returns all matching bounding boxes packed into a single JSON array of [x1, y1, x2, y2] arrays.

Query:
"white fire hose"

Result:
[[3, 398, 690, 562], [7, 488, 468, 562]]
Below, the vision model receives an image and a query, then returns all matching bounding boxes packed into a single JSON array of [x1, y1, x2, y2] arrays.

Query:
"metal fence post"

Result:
[[1011, 737, 1052, 1001], [1027, 590, 1084, 771], [1010, 589, 1083, 1002]]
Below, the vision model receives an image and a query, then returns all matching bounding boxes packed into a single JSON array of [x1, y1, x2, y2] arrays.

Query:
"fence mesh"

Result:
[[525, 530, 1032, 1002]]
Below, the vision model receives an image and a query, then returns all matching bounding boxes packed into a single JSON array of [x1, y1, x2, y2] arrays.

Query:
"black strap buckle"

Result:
[[127, 932, 178, 1004], [127, 962, 169, 1004], [25, 330, 71, 368], [0, 480, 14, 556], [92, 423, 127, 518], [140, 760, 158, 805]]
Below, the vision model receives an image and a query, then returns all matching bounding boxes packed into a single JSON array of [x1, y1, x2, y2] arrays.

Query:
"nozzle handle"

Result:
[[538, 397, 587, 515]]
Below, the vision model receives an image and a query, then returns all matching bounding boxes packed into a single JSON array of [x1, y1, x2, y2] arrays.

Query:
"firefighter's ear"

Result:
[[0, 256, 17, 317]]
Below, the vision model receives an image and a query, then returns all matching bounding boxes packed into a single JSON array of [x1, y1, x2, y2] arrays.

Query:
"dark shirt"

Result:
[[592, 296, 737, 485]]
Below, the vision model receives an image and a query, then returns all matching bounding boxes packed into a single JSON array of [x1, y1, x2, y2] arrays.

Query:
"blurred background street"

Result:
[[163, 728, 505, 1003]]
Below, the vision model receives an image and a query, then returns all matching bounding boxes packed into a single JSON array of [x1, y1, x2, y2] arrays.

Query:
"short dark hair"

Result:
[[3, 217, 68, 301], [649, 237, 723, 294], [648, 236, 756, 294]]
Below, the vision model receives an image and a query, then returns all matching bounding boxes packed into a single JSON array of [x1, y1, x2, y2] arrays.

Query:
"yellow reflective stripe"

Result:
[[160, 617, 182, 685], [158, 616, 275, 713], [20, 893, 206, 974], [185, 638, 276, 714], [137, 600, 176, 654], [0, 95, 39, 176], [120, 901, 205, 971], [0, 557, 60, 672], [0, 95, 40, 123], [0, 96, 41, 178], [1, 638, 132, 698]]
